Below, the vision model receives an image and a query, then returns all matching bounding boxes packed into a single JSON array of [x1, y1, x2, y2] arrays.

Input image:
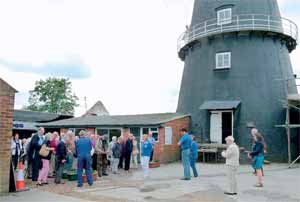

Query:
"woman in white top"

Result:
[[11, 133, 23, 170]]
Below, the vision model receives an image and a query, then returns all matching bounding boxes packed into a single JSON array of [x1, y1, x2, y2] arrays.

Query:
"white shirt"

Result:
[[11, 139, 22, 156], [221, 143, 240, 166]]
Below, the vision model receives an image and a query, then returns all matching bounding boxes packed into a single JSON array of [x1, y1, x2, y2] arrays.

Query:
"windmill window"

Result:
[[217, 8, 232, 25], [216, 52, 231, 69]]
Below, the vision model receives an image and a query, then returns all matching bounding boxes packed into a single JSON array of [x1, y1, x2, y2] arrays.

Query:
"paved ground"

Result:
[[1, 163, 300, 202]]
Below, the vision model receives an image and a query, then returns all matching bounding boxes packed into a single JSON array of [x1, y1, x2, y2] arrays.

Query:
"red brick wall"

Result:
[[153, 116, 191, 163], [0, 81, 16, 193]]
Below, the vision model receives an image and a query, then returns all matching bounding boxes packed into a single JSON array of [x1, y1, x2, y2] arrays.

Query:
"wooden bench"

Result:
[[198, 148, 218, 163]]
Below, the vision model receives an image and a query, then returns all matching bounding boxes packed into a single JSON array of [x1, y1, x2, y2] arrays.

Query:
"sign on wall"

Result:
[[165, 127, 172, 145]]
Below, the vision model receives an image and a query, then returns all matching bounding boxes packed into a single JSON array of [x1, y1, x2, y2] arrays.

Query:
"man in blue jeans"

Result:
[[75, 130, 93, 187], [178, 128, 192, 180]]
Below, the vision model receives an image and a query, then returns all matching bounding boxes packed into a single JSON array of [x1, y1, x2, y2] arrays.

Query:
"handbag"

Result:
[[39, 144, 50, 157]]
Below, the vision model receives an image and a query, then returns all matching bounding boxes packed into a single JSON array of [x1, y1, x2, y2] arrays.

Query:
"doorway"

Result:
[[210, 111, 233, 143]]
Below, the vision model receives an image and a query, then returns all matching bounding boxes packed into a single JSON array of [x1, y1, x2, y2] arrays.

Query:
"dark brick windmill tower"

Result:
[[176, 0, 298, 161]]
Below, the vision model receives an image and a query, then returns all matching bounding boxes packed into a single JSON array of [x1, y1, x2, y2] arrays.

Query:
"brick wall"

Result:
[[153, 116, 191, 163], [0, 79, 16, 194]]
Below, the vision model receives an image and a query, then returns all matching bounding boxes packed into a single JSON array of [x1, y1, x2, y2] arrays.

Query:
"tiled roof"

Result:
[[38, 113, 190, 128]]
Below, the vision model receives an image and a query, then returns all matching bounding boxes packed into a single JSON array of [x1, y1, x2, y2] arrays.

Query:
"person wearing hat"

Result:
[[221, 136, 240, 195]]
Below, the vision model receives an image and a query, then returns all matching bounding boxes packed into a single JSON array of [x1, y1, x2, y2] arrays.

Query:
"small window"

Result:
[[216, 52, 231, 69], [142, 128, 159, 142], [217, 8, 232, 25]]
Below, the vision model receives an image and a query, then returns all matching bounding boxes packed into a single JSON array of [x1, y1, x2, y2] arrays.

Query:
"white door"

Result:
[[210, 112, 222, 143]]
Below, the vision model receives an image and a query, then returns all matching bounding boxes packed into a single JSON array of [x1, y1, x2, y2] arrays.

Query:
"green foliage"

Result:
[[24, 77, 79, 115]]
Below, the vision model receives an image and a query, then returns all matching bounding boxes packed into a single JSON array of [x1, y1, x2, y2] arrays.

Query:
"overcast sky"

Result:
[[0, 0, 299, 116]]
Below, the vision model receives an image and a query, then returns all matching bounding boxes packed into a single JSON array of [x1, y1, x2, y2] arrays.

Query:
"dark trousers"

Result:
[[119, 154, 124, 169], [55, 157, 64, 183], [12, 155, 19, 170], [77, 156, 93, 187], [92, 153, 97, 171], [32, 155, 41, 181], [150, 150, 154, 162], [124, 153, 131, 171]]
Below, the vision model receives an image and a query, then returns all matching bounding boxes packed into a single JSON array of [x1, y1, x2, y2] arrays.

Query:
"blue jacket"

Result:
[[179, 133, 192, 150], [75, 137, 92, 158], [141, 140, 153, 157], [190, 141, 198, 159], [250, 141, 264, 157]]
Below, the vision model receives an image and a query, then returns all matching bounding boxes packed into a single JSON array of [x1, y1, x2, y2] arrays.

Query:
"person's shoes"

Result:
[[194, 175, 198, 178], [36, 183, 43, 186], [88, 183, 93, 186], [48, 175, 54, 178], [180, 178, 191, 181], [42, 182, 49, 185], [224, 192, 237, 195], [55, 182, 65, 184], [254, 183, 263, 187], [103, 173, 108, 176], [77, 184, 83, 188]]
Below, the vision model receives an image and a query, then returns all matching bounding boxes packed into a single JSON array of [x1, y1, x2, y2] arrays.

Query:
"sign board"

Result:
[[165, 127, 172, 145]]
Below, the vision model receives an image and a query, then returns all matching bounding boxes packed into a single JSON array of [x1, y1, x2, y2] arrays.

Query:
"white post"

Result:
[[252, 14, 255, 30], [268, 15, 270, 31], [192, 26, 195, 40], [204, 21, 207, 33], [237, 15, 239, 31]]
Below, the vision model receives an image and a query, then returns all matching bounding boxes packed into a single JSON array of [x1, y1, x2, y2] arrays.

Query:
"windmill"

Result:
[[176, 0, 298, 161]]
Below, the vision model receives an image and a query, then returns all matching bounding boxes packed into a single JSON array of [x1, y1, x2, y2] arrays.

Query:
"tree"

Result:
[[24, 78, 79, 115]]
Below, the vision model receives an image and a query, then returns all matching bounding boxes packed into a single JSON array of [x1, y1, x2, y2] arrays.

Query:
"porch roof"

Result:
[[199, 100, 241, 110]]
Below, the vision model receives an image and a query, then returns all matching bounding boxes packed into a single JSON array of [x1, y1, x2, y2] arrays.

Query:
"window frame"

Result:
[[217, 8, 232, 25], [95, 127, 123, 141], [141, 127, 159, 143], [215, 52, 231, 69]]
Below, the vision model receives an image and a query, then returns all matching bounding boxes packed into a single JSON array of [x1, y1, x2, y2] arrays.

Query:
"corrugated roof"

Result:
[[14, 110, 73, 123], [38, 113, 190, 128], [199, 100, 241, 110]]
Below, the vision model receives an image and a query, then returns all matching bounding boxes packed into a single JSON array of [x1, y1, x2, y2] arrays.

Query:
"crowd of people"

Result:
[[11, 127, 150, 187], [11, 126, 267, 194]]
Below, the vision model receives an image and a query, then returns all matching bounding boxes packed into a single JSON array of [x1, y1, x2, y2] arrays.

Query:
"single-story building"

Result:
[[13, 110, 73, 138], [39, 113, 191, 163]]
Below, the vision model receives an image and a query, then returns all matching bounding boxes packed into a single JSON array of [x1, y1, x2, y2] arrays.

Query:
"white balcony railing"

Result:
[[178, 14, 298, 53]]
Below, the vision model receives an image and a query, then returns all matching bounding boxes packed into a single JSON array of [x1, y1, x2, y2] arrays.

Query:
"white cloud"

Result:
[[0, 0, 299, 116]]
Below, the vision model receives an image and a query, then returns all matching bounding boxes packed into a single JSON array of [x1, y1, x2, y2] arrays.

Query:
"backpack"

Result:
[[112, 143, 121, 158]]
